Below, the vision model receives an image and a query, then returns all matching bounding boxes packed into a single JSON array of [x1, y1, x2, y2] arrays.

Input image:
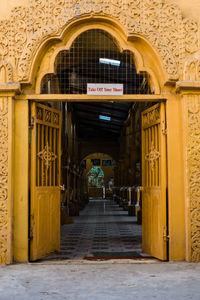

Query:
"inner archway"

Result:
[[88, 166, 105, 198], [83, 153, 115, 199], [88, 166, 105, 188]]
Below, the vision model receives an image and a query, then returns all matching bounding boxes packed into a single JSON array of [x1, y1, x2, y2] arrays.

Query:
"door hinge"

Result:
[[29, 116, 35, 129], [163, 227, 169, 242], [161, 121, 167, 135]]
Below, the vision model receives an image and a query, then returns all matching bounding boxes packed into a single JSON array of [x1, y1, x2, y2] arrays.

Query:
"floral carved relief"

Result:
[[187, 96, 200, 262], [0, 0, 198, 82], [184, 51, 200, 81], [0, 61, 13, 83], [0, 97, 9, 264]]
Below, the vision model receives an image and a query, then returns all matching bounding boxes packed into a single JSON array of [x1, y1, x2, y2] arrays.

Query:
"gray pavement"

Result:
[[0, 261, 200, 299], [1, 200, 199, 299]]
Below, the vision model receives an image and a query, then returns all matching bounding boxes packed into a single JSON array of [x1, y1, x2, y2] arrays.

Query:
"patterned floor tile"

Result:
[[44, 199, 142, 260]]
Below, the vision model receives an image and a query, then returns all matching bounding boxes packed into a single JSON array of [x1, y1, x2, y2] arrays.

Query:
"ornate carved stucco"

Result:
[[0, 97, 9, 264], [0, 60, 13, 83], [0, 0, 199, 82], [0, 62, 16, 264], [186, 95, 200, 261], [184, 51, 200, 81]]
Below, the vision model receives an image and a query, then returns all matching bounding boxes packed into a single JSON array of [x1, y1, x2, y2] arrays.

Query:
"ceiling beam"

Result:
[[16, 94, 165, 102]]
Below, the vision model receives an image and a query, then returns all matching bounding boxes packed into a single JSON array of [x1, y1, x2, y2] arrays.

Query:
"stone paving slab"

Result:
[[0, 262, 200, 300]]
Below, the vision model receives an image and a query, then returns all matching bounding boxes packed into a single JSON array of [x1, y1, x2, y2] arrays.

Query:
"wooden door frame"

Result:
[[13, 94, 186, 262]]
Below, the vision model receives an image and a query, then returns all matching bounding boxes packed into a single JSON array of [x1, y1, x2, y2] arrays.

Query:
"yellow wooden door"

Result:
[[30, 102, 61, 261], [141, 103, 167, 260]]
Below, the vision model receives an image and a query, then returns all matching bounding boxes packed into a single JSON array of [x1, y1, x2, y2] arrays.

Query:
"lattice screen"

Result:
[[41, 29, 152, 95]]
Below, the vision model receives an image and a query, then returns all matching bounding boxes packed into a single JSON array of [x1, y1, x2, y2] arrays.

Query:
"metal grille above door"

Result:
[[41, 29, 152, 95]]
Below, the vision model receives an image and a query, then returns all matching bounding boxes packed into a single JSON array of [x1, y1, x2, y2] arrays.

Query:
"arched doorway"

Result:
[[27, 26, 168, 262], [11, 12, 187, 263]]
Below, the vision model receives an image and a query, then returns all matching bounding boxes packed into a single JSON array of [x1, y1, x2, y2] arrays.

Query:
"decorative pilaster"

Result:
[[187, 95, 200, 261], [0, 96, 9, 263], [186, 95, 200, 262], [177, 81, 200, 262], [0, 70, 20, 263], [0, 95, 13, 264]]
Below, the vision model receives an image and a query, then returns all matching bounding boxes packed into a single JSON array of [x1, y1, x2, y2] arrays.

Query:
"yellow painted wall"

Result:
[[13, 100, 29, 262], [166, 95, 185, 261], [0, 0, 28, 20], [1, 0, 200, 21], [167, 0, 200, 21]]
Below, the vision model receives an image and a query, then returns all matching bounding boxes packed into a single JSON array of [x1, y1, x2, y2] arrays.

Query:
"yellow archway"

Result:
[[19, 16, 172, 94], [12, 13, 186, 264]]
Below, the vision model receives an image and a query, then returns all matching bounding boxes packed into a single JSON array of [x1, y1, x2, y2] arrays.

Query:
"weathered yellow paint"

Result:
[[13, 100, 29, 262], [30, 102, 61, 261], [141, 103, 167, 260]]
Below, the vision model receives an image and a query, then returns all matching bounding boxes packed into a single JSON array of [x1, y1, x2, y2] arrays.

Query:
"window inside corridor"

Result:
[[88, 166, 104, 188]]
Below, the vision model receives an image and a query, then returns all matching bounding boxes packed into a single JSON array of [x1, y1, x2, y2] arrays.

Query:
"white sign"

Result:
[[87, 84, 123, 96]]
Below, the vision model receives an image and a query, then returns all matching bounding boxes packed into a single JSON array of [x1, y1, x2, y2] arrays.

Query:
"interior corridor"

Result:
[[44, 199, 142, 260]]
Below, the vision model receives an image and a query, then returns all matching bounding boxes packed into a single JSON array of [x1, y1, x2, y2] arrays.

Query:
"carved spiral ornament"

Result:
[[0, 97, 9, 264], [187, 96, 200, 262], [0, 0, 198, 82]]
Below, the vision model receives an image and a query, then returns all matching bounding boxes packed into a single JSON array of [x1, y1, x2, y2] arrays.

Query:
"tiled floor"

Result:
[[46, 199, 142, 260]]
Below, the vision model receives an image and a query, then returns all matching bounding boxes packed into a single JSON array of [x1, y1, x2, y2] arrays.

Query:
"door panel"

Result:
[[141, 103, 167, 260], [30, 102, 61, 261]]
